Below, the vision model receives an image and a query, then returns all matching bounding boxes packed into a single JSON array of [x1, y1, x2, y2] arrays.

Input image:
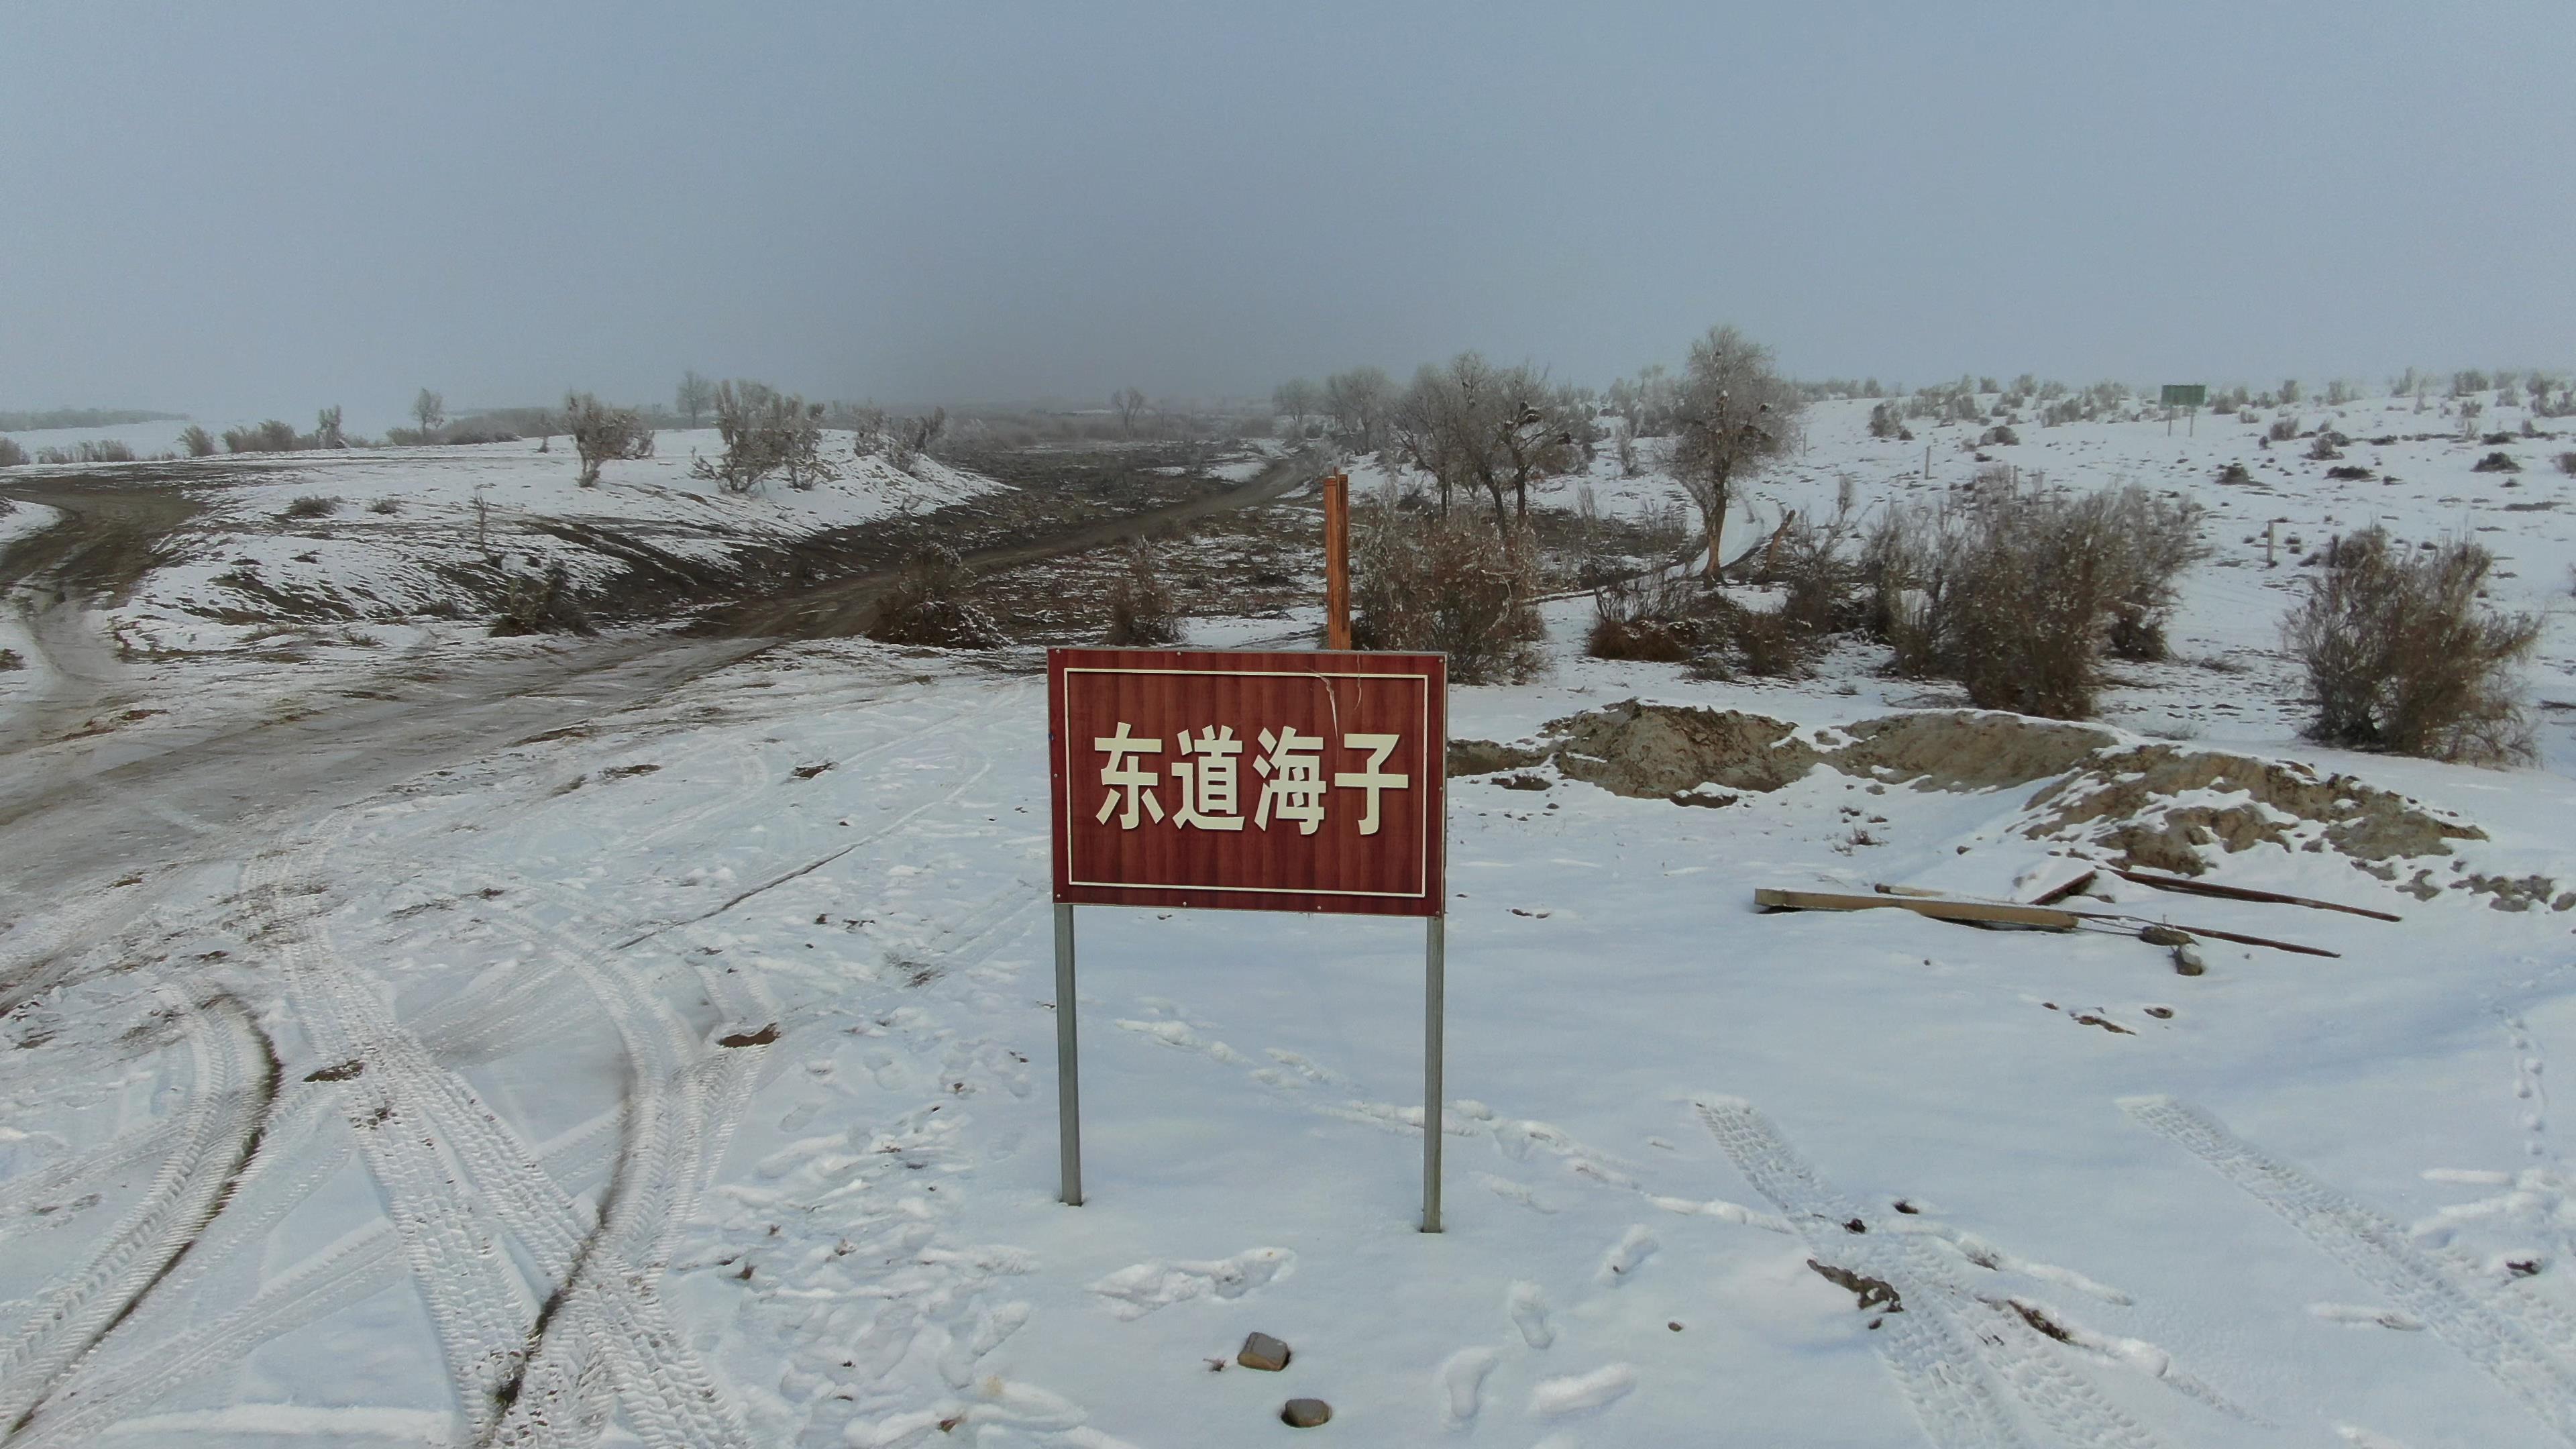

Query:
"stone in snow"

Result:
[[1281, 1397, 1332, 1428], [1238, 1331, 1291, 1371]]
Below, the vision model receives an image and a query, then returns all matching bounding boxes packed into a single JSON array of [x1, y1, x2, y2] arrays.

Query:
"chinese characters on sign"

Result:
[[1048, 649, 1446, 916]]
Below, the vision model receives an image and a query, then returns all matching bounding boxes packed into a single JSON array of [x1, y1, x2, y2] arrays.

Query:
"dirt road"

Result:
[[0, 448, 1319, 914]]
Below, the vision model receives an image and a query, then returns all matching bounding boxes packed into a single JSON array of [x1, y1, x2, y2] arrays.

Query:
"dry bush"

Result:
[[561, 392, 653, 486], [1717, 600, 1815, 678], [1587, 568, 1706, 662], [2471, 451, 2520, 473], [281, 495, 341, 519], [2556, 451, 2576, 476], [2284, 526, 2540, 763], [0, 438, 23, 468], [491, 564, 594, 636], [35, 440, 137, 464], [1763, 506, 1862, 633], [2265, 416, 2300, 443], [367, 498, 400, 515], [1102, 541, 1184, 646], [1866, 482, 2204, 716], [1352, 500, 1546, 684], [869, 543, 1004, 648], [179, 425, 216, 457], [224, 419, 301, 453]]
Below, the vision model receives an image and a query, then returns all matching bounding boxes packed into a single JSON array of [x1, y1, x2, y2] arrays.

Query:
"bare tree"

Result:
[[1323, 366, 1395, 451], [1670, 326, 1803, 576], [412, 388, 445, 440], [676, 370, 715, 429], [1391, 355, 1580, 531], [561, 391, 655, 486], [312, 406, 346, 449], [1272, 378, 1322, 437], [1112, 386, 1148, 434]]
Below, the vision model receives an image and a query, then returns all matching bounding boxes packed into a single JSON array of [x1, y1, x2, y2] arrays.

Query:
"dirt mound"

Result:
[[2019, 745, 2484, 875], [1546, 701, 1826, 796], [1456, 700, 2485, 872], [1829, 713, 2116, 792]]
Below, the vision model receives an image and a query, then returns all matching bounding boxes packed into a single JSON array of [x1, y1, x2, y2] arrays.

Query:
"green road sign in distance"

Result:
[[2161, 384, 2206, 407]]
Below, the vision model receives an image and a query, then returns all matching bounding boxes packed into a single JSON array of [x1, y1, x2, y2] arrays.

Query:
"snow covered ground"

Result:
[[6, 391, 2576, 1447]]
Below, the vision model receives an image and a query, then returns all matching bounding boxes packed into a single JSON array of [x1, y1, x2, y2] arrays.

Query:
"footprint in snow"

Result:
[[1599, 1225, 1658, 1285], [1528, 1363, 1638, 1419], [1436, 1346, 1499, 1429], [1508, 1280, 1554, 1348]]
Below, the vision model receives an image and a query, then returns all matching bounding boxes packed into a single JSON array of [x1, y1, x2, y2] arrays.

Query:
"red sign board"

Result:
[[1047, 647, 1446, 916]]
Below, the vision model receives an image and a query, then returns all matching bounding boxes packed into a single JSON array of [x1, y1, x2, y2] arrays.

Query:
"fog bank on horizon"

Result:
[[4, 0, 2569, 421]]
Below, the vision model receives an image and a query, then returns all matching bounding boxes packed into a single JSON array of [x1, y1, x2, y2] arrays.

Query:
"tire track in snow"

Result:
[[0, 989, 274, 1438], [1699, 1097, 2170, 1449], [2125, 1094, 2576, 1444]]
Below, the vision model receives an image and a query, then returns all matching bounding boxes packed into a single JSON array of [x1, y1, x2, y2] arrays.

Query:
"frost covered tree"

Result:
[[1323, 366, 1395, 452], [412, 388, 445, 440], [677, 370, 715, 429], [1272, 378, 1321, 437], [693, 380, 835, 492], [562, 392, 654, 486], [1391, 354, 1580, 531], [1670, 325, 1803, 576]]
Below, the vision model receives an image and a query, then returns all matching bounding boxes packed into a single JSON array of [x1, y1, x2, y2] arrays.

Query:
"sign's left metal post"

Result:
[[1055, 901, 1083, 1205]]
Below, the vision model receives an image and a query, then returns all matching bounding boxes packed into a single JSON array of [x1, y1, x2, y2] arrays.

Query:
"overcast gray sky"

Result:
[[5, 1, 2569, 423]]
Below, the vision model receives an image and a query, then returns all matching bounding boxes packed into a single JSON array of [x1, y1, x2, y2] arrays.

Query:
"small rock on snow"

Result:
[[1238, 1332, 1291, 1371], [1281, 1397, 1332, 1428]]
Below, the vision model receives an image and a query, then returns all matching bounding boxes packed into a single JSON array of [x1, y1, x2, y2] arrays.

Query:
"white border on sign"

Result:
[[1059, 665, 1434, 900]]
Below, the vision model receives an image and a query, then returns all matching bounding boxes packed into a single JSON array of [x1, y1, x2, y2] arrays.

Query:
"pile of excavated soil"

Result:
[[2017, 744, 2484, 875], [1454, 700, 2489, 877]]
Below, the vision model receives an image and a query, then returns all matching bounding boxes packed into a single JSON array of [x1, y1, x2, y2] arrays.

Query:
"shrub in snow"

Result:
[[1980, 424, 2019, 447], [869, 544, 1003, 649], [694, 380, 837, 494], [178, 424, 216, 457], [2265, 416, 2300, 443], [36, 439, 138, 464], [1867, 402, 1903, 439], [2470, 451, 2521, 473], [1587, 568, 1707, 663], [561, 391, 653, 486], [2557, 451, 2576, 476], [0, 437, 22, 468], [1868, 482, 2203, 716], [1102, 542, 1184, 647], [2305, 433, 2343, 461], [492, 563, 594, 637], [224, 419, 301, 453], [280, 494, 341, 519], [1352, 501, 1544, 684], [2284, 526, 2538, 765]]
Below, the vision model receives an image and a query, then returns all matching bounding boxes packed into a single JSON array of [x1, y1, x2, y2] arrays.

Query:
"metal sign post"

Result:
[[1046, 647, 1448, 1230], [1324, 472, 1352, 651]]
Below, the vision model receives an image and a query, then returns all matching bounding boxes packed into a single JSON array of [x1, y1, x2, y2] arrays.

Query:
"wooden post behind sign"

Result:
[[1323, 472, 1351, 651]]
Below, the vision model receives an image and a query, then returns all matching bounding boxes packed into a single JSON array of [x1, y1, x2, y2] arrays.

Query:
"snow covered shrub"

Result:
[[2284, 526, 2540, 764], [1860, 503, 1957, 677], [2265, 416, 2300, 443], [1352, 502, 1545, 684], [0, 649, 19, 670], [694, 380, 835, 494], [1867, 402, 1904, 439], [178, 425, 216, 457], [1102, 541, 1184, 646], [2471, 451, 2521, 473], [2305, 433, 2343, 461], [492, 563, 594, 637], [367, 498, 400, 515], [0, 438, 23, 468], [869, 543, 1003, 649], [2556, 451, 2576, 476], [561, 392, 653, 486], [1763, 507, 1862, 634], [280, 494, 341, 519], [1980, 424, 2020, 447]]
